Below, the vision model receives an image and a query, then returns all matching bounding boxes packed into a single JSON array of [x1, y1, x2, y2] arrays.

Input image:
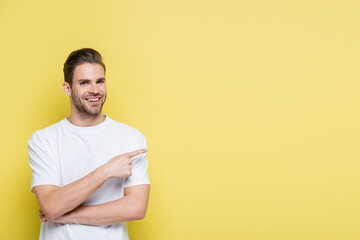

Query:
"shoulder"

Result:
[[28, 120, 63, 144], [107, 118, 147, 148], [108, 118, 145, 138]]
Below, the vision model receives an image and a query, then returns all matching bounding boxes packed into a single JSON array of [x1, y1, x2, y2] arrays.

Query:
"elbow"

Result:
[[42, 209, 56, 221], [45, 214, 56, 222], [134, 212, 146, 221], [136, 210, 146, 220], [41, 204, 61, 221], [133, 205, 147, 220]]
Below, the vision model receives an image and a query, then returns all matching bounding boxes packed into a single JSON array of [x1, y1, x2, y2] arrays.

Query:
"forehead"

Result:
[[73, 63, 105, 80]]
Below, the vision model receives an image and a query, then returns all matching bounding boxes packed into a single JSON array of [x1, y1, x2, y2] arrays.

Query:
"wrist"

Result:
[[97, 164, 111, 181]]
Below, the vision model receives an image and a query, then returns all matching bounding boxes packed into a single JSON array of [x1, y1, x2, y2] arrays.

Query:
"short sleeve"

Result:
[[28, 132, 61, 192], [124, 131, 150, 188]]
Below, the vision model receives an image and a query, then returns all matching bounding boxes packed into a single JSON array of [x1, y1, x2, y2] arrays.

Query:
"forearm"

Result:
[[52, 185, 150, 226], [59, 196, 144, 225], [36, 165, 110, 220]]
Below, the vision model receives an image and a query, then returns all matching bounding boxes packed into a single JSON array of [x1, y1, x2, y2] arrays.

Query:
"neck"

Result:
[[67, 112, 106, 127]]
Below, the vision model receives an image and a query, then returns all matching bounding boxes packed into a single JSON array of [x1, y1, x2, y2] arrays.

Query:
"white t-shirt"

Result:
[[28, 116, 150, 240]]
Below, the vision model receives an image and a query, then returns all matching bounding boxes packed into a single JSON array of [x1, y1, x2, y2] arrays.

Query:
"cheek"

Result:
[[72, 90, 85, 100], [101, 87, 107, 95], [74, 89, 86, 96]]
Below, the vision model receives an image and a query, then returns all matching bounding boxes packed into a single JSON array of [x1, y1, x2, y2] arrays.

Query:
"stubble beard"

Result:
[[71, 94, 106, 119]]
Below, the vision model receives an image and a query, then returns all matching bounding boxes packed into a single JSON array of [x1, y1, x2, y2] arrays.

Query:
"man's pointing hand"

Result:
[[103, 149, 147, 179]]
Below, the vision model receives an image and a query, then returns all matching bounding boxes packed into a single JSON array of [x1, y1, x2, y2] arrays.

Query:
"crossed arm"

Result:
[[33, 149, 150, 225]]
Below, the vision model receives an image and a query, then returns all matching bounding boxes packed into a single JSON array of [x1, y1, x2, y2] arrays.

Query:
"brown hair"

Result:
[[63, 48, 106, 86]]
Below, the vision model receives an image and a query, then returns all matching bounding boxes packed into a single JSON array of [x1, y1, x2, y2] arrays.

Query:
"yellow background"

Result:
[[1, 0, 359, 239]]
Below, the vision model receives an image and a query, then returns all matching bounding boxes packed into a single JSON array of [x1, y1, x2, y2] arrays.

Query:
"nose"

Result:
[[89, 82, 100, 95]]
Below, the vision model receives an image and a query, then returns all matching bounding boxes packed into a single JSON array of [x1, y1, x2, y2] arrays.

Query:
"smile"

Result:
[[85, 97, 101, 103]]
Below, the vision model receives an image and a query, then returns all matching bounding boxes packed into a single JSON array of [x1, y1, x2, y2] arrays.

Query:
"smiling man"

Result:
[[28, 48, 150, 240]]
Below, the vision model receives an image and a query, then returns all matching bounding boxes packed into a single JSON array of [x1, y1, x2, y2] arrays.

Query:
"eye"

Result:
[[80, 81, 87, 85], [97, 79, 105, 84]]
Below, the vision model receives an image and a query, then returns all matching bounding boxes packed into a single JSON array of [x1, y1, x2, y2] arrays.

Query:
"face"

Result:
[[65, 63, 107, 118]]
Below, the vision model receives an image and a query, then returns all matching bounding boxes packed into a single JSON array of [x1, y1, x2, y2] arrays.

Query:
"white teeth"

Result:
[[88, 98, 99, 102]]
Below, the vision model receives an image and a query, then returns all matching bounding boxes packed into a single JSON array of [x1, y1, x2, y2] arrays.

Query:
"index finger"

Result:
[[127, 148, 147, 158]]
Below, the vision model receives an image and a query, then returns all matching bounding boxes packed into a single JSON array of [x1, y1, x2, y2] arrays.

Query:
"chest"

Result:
[[57, 132, 134, 185]]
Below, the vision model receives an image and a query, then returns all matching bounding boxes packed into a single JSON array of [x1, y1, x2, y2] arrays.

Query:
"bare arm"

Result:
[[34, 149, 147, 221], [40, 185, 150, 225]]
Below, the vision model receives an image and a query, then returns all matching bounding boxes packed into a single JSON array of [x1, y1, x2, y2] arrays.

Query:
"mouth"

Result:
[[85, 97, 101, 104]]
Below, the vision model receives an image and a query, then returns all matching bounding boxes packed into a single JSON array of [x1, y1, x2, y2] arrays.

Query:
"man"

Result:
[[28, 48, 150, 240]]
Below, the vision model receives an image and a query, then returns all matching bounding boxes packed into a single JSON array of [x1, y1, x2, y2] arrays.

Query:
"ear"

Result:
[[62, 82, 71, 96]]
